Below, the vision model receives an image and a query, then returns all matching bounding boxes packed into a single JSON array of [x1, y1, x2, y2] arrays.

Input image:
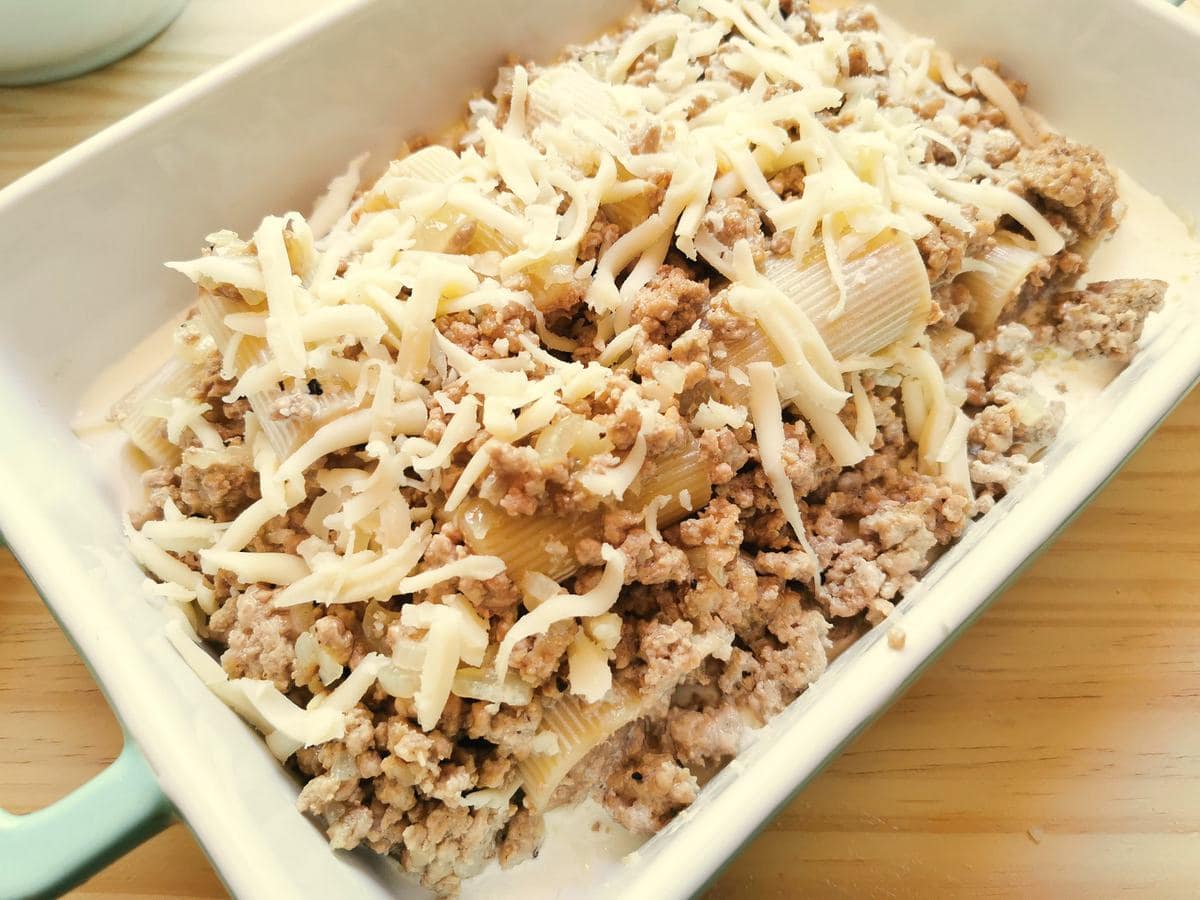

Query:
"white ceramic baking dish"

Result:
[[1, 0, 1197, 896]]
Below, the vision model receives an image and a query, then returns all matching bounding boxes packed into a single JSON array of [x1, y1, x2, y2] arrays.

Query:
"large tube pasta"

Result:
[[197, 290, 358, 460], [958, 231, 1046, 335], [760, 230, 932, 360], [927, 323, 976, 368], [713, 232, 928, 462], [457, 438, 712, 580], [516, 628, 731, 810], [113, 357, 205, 466], [717, 230, 931, 400], [516, 686, 647, 810], [526, 63, 625, 134], [602, 192, 654, 233], [365, 145, 518, 257], [363, 145, 462, 212]]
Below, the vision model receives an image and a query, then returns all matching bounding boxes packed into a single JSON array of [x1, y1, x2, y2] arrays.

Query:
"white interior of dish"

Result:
[[0, 1, 1198, 897]]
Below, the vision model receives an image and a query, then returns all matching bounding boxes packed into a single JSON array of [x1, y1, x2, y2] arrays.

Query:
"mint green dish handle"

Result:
[[0, 736, 172, 899], [0, 529, 174, 898]]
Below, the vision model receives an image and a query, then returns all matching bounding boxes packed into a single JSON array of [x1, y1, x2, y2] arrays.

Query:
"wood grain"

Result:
[[2, 3, 1198, 897]]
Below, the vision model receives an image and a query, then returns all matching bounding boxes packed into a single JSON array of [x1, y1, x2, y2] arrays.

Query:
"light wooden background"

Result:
[[2, 3, 1199, 897]]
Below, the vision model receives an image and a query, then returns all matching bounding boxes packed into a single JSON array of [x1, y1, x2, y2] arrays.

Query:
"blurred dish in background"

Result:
[[0, 0, 187, 86]]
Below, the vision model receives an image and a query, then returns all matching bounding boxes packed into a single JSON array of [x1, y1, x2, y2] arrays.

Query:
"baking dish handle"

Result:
[[0, 737, 173, 899]]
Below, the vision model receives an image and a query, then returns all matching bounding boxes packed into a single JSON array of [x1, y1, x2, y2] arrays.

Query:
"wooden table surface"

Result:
[[3, 3, 1199, 897]]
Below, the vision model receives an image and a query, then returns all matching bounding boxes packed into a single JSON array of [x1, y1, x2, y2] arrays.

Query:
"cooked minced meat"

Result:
[[1053, 279, 1168, 362]]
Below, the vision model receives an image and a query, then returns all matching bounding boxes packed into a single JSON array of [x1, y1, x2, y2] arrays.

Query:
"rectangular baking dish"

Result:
[[1, 1, 1197, 897]]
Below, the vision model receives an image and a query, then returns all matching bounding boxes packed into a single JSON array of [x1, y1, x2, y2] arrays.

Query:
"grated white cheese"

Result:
[[746, 362, 820, 584], [578, 432, 647, 501], [567, 631, 613, 703]]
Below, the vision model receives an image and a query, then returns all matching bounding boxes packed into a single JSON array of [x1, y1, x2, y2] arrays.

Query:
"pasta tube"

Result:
[[516, 686, 646, 810], [197, 290, 359, 460], [760, 230, 932, 360], [113, 356, 204, 466], [516, 628, 731, 810], [958, 231, 1047, 335], [602, 192, 655, 233], [526, 63, 626, 134], [457, 438, 712, 580]]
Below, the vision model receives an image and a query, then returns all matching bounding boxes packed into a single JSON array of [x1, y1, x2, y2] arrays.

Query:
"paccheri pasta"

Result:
[[113, 1, 1170, 894]]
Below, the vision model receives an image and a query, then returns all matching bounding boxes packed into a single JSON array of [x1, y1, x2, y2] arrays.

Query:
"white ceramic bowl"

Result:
[[0, 0, 187, 86], [0, 1, 1197, 897]]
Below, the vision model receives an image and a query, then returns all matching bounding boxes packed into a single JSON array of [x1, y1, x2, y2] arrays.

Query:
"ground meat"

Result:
[[698, 426, 752, 485], [617, 528, 693, 584], [497, 807, 544, 868], [932, 280, 974, 328], [478, 301, 536, 350], [1018, 134, 1119, 237], [579, 212, 621, 262], [629, 265, 711, 345], [177, 460, 260, 522], [599, 746, 699, 833], [717, 599, 829, 721], [817, 542, 888, 619], [970, 405, 1015, 455], [313, 613, 356, 664], [207, 585, 298, 690], [679, 497, 742, 549], [635, 619, 707, 689], [918, 224, 967, 288], [983, 129, 1021, 166], [767, 164, 806, 199], [118, 6, 1164, 893], [700, 197, 767, 267], [136, 466, 180, 524], [753, 549, 818, 583], [668, 702, 743, 768], [482, 443, 566, 516], [295, 707, 377, 829], [247, 507, 308, 556], [510, 619, 578, 686], [194, 353, 251, 443], [466, 701, 546, 759], [970, 450, 1029, 500], [416, 527, 523, 617], [438, 301, 537, 360], [751, 604, 830, 711], [808, 457, 972, 622], [399, 802, 510, 896], [1052, 279, 1167, 362], [918, 212, 995, 288]]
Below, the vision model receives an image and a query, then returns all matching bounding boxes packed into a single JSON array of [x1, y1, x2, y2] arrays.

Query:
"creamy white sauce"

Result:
[[466, 798, 642, 897], [1030, 167, 1200, 411], [73, 311, 188, 511]]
